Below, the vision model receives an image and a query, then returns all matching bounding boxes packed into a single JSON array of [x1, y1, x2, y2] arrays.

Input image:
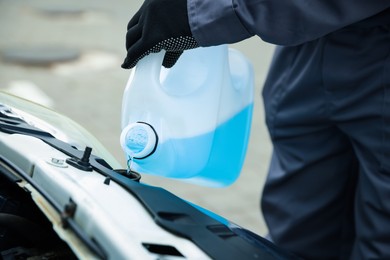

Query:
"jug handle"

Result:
[[132, 51, 166, 89]]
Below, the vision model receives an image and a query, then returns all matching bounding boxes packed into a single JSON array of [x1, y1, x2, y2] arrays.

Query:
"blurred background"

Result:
[[0, 0, 275, 236]]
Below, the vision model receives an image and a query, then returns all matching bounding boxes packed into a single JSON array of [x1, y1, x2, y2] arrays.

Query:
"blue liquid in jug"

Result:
[[132, 104, 253, 186]]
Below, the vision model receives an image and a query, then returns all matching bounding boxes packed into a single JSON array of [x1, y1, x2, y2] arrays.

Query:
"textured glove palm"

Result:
[[121, 0, 199, 69]]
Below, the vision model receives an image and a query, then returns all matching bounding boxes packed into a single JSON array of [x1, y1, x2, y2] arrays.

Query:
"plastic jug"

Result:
[[120, 45, 254, 187]]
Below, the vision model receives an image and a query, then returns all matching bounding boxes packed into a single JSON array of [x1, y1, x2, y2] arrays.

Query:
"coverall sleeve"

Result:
[[188, 0, 390, 46]]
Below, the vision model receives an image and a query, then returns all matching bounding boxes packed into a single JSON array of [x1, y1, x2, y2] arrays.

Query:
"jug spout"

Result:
[[120, 122, 158, 159]]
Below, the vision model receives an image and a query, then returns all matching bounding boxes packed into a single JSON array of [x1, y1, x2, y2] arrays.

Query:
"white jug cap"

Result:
[[120, 122, 158, 159]]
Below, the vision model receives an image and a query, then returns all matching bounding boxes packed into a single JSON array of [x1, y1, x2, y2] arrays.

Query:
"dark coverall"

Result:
[[188, 1, 390, 259]]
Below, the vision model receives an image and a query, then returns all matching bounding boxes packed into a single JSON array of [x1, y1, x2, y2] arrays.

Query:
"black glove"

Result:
[[121, 0, 199, 69]]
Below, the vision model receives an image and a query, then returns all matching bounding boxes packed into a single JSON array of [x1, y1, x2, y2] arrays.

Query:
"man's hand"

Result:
[[121, 0, 199, 69]]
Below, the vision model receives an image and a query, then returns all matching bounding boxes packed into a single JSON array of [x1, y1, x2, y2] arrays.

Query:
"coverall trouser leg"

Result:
[[261, 24, 390, 259]]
